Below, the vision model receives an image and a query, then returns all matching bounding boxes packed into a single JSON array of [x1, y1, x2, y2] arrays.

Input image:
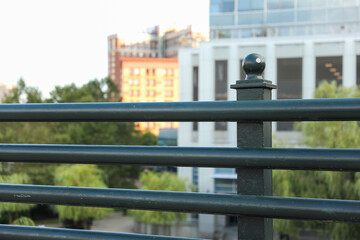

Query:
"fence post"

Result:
[[231, 53, 277, 240]]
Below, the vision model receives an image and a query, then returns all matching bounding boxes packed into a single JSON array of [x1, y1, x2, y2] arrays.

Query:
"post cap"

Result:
[[243, 53, 265, 80]]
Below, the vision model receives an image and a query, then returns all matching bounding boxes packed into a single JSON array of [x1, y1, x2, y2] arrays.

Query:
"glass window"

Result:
[[240, 29, 252, 38], [316, 56, 343, 87], [297, 0, 326, 8], [210, 15, 235, 26], [295, 26, 306, 35], [343, 0, 358, 6], [210, 0, 234, 13], [344, 7, 359, 21], [192, 167, 198, 187], [238, 0, 264, 11], [215, 168, 235, 174], [277, 58, 302, 131], [215, 61, 228, 131], [328, 8, 343, 21], [223, 0, 235, 12], [218, 29, 232, 38], [215, 179, 237, 193], [268, 0, 294, 9], [193, 67, 199, 131], [277, 58, 302, 99], [357, 56, 360, 86], [297, 9, 326, 22], [210, 0, 221, 13], [238, 12, 264, 25], [267, 10, 294, 23], [238, 0, 250, 11], [328, 0, 343, 6]]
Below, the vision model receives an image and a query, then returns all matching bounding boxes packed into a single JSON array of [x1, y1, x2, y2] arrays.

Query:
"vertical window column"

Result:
[[215, 60, 228, 131], [343, 39, 356, 87], [277, 58, 302, 131], [193, 66, 199, 131]]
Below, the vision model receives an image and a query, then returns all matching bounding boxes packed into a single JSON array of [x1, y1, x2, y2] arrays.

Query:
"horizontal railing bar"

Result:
[[0, 225, 201, 240], [0, 144, 359, 171], [1, 184, 359, 222], [0, 98, 359, 122]]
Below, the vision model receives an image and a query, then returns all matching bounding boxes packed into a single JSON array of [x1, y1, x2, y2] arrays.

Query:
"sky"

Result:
[[0, 0, 209, 97]]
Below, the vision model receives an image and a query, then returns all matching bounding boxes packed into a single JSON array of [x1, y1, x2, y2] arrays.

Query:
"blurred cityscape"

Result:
[[0, 0, 360, 240]]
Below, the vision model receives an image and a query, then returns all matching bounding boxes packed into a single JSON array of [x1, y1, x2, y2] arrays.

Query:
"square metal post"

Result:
[[231, 53, 276, 240]]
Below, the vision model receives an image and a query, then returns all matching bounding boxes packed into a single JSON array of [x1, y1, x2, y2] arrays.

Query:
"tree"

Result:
[[273, 81, 360, 240], [54, 164, 112, 229], [1, 78, 157, 188], [12, 217, 36, 226], [0, 170, 34, 224], [0, 77, 157, 226], [129, 171, 193, 235]]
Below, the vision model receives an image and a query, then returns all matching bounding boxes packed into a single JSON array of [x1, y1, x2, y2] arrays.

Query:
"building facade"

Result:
[[177, 35, 360, 238], [210, 0, 360, 39], [108, 26, 207, 87], [117, 57, 179, 135], [108, 26, 207, 135]]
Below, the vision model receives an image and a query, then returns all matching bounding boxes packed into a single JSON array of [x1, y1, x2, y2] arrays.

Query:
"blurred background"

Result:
[[0, 0, 360, 239]]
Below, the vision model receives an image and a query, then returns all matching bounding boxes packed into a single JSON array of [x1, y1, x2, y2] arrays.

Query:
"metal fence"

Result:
[[0, 53, 359, 240]]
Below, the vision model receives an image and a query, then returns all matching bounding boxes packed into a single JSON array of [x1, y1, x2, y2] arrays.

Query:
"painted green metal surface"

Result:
[[0, 184, 359, 222], [233, 53, 274, 240], [0, 225, 201, 240], [0, 144, 358, 170], [0, 98, 358, 121]]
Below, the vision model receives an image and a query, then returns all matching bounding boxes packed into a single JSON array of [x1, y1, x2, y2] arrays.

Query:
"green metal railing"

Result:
[[0, 53, 359, 240]]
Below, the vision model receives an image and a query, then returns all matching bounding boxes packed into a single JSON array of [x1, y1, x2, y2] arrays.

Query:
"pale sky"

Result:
[[0, 0, 209, 97]]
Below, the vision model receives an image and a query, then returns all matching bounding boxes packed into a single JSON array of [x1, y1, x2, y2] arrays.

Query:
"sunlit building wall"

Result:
[[210, 0, 360, 39], [118, 57, 179, 135]]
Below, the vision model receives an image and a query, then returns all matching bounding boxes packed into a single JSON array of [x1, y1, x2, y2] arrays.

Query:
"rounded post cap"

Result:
[[242, 53, 265, 80]]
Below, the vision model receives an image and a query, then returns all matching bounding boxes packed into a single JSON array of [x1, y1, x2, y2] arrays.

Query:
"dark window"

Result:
[[356, 56, 360, 86], [277, 58, 302, 99], [193, 67, 199, 131], [192, 167, 198, 187], [215, 61, 228, 131], [277, 58, 302, 131], [316, 56, 343, 87]]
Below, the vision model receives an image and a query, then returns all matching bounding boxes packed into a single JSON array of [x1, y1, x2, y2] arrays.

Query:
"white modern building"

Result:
[[210, 0, 360, 39], [177, 0, 360, 238], [178, 35, 360, 238]]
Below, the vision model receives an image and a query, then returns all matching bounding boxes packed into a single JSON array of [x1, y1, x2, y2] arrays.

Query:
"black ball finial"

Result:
[[242, 53, 265, 80]]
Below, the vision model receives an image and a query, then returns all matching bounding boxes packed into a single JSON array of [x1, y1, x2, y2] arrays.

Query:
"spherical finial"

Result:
[[242, 53, 265, 80]]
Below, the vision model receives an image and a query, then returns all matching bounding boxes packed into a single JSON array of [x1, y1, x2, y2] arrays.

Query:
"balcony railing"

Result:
[[0, 53, 359, 240]]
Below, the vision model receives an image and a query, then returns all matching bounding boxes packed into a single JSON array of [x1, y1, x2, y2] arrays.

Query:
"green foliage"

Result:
[[0, 173, 34, 223], [54, 164, 111, 222], [12, 216, 36, 226], [273, 81, 360, 239], [129, 171, 191, 225], [0, 77, 157, 227], [0, 78, 156, 188]]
